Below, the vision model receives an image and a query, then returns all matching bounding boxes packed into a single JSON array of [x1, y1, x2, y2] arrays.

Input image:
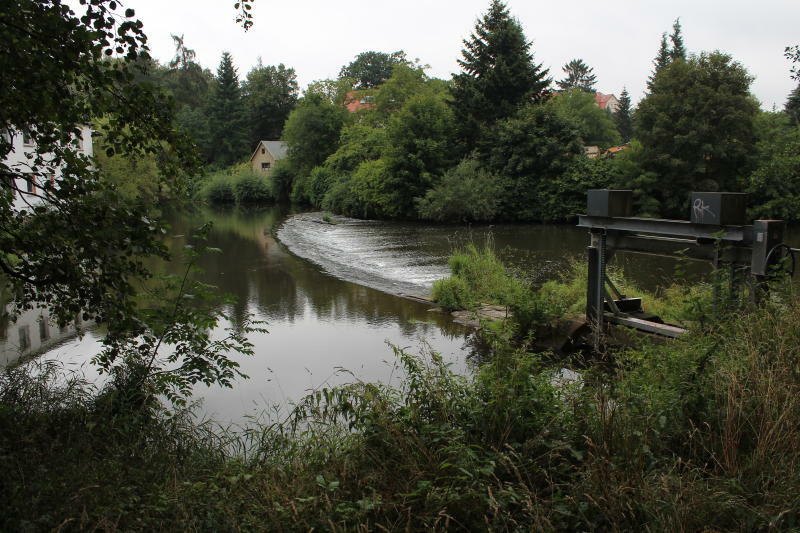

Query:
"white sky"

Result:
[[124, 0, 799, 110]]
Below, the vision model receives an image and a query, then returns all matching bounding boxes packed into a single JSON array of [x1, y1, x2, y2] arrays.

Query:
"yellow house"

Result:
[[250, 140, 288, 174]]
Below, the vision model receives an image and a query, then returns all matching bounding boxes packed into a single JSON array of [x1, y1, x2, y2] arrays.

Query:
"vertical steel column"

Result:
[[586, 230, 605, 350]]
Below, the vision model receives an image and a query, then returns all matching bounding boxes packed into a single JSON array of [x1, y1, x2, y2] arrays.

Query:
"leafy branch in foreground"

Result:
[[93, 224, 267, 408]]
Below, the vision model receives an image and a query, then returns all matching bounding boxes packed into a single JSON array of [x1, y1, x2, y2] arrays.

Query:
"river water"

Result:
[[3, 206, 794, 424]]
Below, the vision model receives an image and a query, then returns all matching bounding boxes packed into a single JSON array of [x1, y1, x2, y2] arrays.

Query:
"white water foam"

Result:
[[276, 213, 450, 297]]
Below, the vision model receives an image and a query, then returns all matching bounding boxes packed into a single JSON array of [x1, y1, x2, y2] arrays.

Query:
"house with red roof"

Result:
[[343, 90, 376, 113], [595, 92, 620, 113]]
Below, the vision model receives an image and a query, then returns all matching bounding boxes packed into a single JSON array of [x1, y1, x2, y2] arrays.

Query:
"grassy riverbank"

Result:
[[2, 263, 800, 531]]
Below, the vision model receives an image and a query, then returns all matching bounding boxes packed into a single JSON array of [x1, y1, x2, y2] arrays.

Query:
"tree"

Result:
[[243, 62, 299, 142], [635, 52, 758, 217], [647, 33, 671, 91], [614, 87, 634, 142], [481, 104, 583, 221], [546, 89, 620, 148], [161, 34, 212, 111], [381, 91, 458, 218], [339, 51, 409, 89], [747, 113, 800, 221], [206, 52, 249, 166], [669, 18, 687, 61], [282, 93, 350, 179], [450, 0, 551, 149], [0, 0, 256, 400], [556, 59, 597, 92]]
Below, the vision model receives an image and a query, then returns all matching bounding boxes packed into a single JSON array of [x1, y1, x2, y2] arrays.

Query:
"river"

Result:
[[2, 206, 794, 424]]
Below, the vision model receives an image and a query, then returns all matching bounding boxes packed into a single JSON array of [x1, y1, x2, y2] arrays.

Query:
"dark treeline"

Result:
[[127, 2, 800, 223], [127, 35, 299, 168], [271, 2, 800, 223]]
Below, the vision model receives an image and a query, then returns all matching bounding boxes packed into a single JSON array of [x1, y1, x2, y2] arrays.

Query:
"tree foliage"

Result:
[[243, 61, 299, 142], [339, 50, 409, 89], [481, 104, 582, 221], [614, 87, 634, 143], [556, 58, 597, 92], [634, 52, 758, 217], [647, 33, 671, 91], [282, 94, 350, 178], [546, 89, 621, 148], [206, 52, 249, 166], [669, 18, 687, 61], [450, 0, 550, 149]]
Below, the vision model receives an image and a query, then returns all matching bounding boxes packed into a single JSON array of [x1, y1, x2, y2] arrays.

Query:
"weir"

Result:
[[579, 189, 797, 348]]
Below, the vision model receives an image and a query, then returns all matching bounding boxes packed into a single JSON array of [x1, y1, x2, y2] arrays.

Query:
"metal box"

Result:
[[587, 189, 633, 218], [751, 220, 786, 276], [689, 192, 748, 226]]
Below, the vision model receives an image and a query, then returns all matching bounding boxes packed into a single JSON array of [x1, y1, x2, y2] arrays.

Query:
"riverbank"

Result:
[[3, 270, 800, 531]]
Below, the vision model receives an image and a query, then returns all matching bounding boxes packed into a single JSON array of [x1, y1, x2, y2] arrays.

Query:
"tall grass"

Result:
[[3, 279, 800, 530]]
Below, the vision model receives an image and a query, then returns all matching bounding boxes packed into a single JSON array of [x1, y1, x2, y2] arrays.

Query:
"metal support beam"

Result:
[[578, 215, 753, 243]]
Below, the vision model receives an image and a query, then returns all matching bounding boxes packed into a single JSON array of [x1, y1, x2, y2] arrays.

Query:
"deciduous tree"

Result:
[[339, 51, 409, 89], [546, 89, 620, 148], [243, 62, 299, 142], [635, 52, 758, 217]]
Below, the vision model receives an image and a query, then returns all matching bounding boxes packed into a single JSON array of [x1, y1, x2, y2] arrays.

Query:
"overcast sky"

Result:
[[126, 0, 799, 109]]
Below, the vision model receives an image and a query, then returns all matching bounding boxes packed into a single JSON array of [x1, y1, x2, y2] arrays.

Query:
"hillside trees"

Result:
[[450, 0, 550, 149]]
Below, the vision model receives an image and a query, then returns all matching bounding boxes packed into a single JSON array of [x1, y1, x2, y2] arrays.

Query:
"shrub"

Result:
[[197, 172, 235, 203], [232, 170, 274, 204], [416, 158, 501, 222]]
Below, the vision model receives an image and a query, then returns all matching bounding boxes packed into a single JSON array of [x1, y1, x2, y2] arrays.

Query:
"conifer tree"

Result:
[[207, 52, 248, 166], [647, 33, 671, 91], [614, 87, 634, 142], [556, 58, 597, 92], [669, 18, 687, 61], [450, 0, 550, 149]]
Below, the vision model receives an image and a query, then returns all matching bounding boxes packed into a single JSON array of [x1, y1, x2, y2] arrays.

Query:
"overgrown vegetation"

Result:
[[4, 275, 800, 531], [195, 165, 276, 205]]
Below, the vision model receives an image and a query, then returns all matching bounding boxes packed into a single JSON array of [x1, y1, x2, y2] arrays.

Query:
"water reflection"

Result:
[[6, 205, 800, 425]]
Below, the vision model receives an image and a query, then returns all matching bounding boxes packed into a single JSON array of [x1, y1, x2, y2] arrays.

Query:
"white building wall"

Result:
[[3, 125, 93, 211]]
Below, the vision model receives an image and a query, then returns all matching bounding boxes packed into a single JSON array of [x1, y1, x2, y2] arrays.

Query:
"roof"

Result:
[[604, 145, 631, 156], [343, 90, 376, 113], [250, 140, 288, 161], [595, 92, 618, 110]]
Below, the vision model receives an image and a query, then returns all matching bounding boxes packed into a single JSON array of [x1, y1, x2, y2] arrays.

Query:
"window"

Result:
[[39, 317, 49, 342], [18, 325, 30, 351], [261, 148, 266, 154], [261, 162, 271, 170], [25, 174, 36, 194], [22, 130, 33, 146]]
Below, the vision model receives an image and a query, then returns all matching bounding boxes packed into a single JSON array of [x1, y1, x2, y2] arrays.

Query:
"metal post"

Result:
[[587, 230, 605, 351]]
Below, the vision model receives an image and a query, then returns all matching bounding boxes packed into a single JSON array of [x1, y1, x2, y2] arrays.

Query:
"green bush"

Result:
[[196, 167, 275, 205], [416, 158, 501, 222], [232, 171, 274, 204], [197, 172, 235, 203]]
